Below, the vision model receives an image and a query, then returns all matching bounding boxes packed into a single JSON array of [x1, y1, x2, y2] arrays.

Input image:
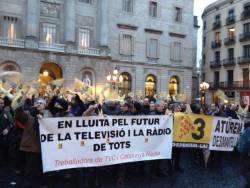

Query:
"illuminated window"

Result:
[[2, 16, 18, 39], [169, 76, 179, 96], [41, 23, 56, 43], [228, 28, 235, 39], [79, 28, 90, 48], [145, 74, 157, 97]]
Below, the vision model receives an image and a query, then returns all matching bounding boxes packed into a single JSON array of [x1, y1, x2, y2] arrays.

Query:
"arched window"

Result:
[[145, 74, 157, 97], [169, 76, 180, 96], [0, 61, 20, 72], [118, 72, 132, 96]]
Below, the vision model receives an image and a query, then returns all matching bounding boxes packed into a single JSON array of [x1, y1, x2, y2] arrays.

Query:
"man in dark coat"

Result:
[[0, 97, 12, 166], [239, 114, 250, 188]]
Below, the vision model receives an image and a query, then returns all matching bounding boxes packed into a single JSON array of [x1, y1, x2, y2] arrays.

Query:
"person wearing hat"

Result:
[[239, 113, 250, 188], [48, 96, 73, 117]]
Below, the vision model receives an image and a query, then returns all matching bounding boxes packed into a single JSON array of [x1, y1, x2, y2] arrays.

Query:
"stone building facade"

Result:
[[202, 0, 250, 105], [0, 0, 198, 101]]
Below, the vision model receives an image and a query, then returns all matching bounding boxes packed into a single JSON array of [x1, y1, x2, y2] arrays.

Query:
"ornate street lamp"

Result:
[[106, 67, 123, 91], [199, 82, 209, 105]]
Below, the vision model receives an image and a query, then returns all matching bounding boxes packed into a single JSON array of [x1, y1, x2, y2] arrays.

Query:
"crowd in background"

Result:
[[0, 93, 249, 188]]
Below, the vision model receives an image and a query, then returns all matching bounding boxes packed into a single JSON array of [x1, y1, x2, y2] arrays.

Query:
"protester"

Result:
[[239, 113, 250, 188], [19, 98, 47, 188], [0, 97, 12, 167], [0, 84, 246, 187]]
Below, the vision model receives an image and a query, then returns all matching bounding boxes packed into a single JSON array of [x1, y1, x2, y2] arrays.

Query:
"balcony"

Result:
[[210, 60, 221, 68], [226, 16, 236, 25], [224, 36, 236, 46], [77, 47, 101, 56], [0, 37, 103, 56], [213, 21, 221, 30], [235, 81, 250, 89], [223, 58, 236, 67], [211, 40, 221, 49], [208, 82, 222, 90], [239, 32, 250, 42], [241, 10, 250, 21], [38, 42, 65, 52], [238, 56, 250, 65], [0, 37, 25, 48], [209, 81, 250, 90]]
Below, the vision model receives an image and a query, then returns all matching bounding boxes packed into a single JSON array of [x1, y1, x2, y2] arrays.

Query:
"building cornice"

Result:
[[117, 23, 138, 30], [202, 0, 234, 18], [169, 32, 186, 38], [144, 28, 163, 34], [110, 59, 193, 70]]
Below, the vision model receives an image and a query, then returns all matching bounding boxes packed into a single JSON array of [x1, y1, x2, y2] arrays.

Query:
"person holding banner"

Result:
[[19, 98, 47, 188], [81, 102, 101, 188]]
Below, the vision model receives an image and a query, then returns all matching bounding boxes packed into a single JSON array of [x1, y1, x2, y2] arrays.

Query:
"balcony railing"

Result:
[[226, 16, 235, 25], [38, 42, 65, 52], [239, 32, 250, 42], [213, 21, 221, 30], [241, 10, 250, 20], [208, 82, 221, 90], [77, 47, 101, 56], [223, 58, 236, 66], [209, 81, 249, 90], [224, 36, 236, 46], [0, 37, 103, 56], [238, 56, 250, 65], [0, 37, 25, 48], [211, 40, 221, 49], [235, 81, 250, 89], [210, 60, 221, 68]]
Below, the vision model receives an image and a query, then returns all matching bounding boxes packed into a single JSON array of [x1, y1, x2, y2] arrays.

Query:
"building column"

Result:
[[26, 0, 39, 39], [135, 67, 144, 96], [160, 70, 168, 94], [64, 0, 76, 44], [99, 0, 108, 47]]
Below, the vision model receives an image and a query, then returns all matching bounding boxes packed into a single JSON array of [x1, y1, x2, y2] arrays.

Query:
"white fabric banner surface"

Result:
[[209, 117, 244, 151], [39, 115, 173, 172]]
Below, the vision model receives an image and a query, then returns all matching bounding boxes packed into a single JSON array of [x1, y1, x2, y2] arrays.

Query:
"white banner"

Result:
[[39, 115, 173, 172], [209, 117, 244, 151]]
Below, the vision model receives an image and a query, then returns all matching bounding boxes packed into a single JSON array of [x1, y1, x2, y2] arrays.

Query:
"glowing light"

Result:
[[119, 75, 123, 82], [113, 68, 118, 75], [113, 75, 117, 81], [106, 73, 111, 81], [43, 70, 49, 77]]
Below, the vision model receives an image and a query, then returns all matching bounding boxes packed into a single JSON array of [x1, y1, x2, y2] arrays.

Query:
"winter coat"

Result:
[[0, 110, 12, 134], [20, 112, 40, 153], [0, 110, 12, 146], [239, 126, 250, 176]]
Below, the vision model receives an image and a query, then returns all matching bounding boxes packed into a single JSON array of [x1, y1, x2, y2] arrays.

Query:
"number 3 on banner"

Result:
[[192, 118, 205, 140]]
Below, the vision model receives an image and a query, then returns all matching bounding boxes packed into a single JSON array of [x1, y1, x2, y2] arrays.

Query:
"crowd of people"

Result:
[[0, 93, 249, 188]]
